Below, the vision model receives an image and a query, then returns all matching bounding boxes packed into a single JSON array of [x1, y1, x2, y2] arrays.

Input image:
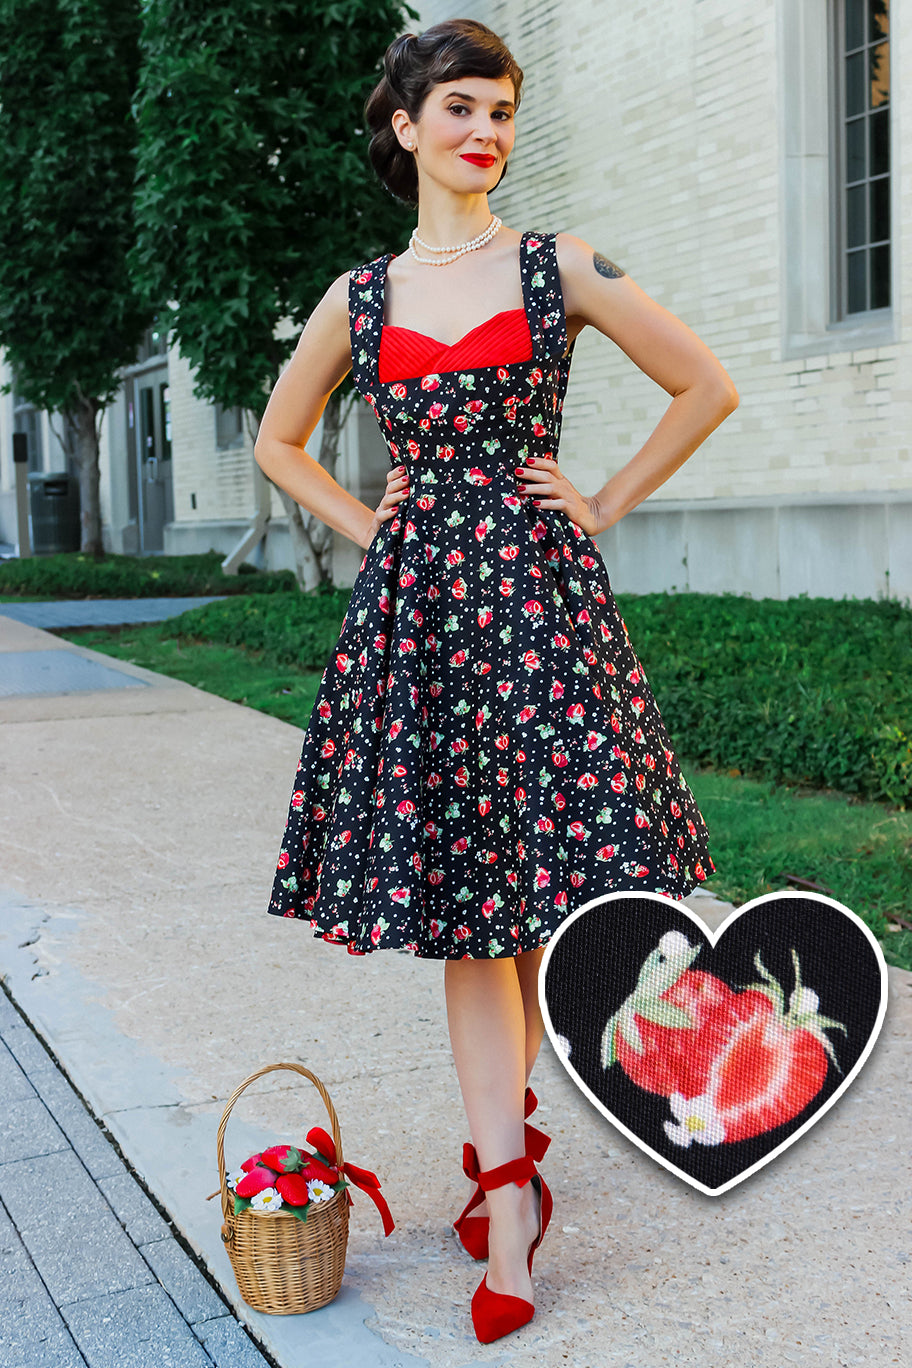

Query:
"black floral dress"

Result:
[[267, 229, 715, 958]]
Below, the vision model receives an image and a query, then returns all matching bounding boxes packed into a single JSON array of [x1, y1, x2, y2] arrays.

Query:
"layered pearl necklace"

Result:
[[408, 215, 503, 265]]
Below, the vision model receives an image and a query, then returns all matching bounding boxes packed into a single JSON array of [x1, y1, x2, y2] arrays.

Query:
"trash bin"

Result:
[[27, 472, 81, 554]]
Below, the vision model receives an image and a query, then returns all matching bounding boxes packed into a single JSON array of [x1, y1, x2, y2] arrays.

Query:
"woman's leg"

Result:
[[459, 947, 547, 1223], [515, 946, 546, 1079], [445, 952, 547, 1301]]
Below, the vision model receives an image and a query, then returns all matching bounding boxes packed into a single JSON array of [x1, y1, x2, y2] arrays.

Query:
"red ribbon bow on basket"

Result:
[[307, 1127, 395, 1237]]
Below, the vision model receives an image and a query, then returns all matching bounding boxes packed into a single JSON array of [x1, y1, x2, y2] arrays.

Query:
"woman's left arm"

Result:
[[519, 233, 739, 537]]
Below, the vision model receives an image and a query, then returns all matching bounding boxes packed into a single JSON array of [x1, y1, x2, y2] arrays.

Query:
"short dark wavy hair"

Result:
[[365, 19, 524, 207]]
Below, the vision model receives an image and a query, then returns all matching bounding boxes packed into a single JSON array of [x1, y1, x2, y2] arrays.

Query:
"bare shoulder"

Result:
[[555, 231, 629, 332], [316, 268, 353, 320], [555, 231, 627, 281]]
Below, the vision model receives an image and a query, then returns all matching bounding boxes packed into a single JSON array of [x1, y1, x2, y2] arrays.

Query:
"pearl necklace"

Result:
[[408, 215, 503, 266]]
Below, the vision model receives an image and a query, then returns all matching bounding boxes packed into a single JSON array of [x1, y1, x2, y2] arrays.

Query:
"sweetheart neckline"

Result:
[[380, 307, 528, 353]]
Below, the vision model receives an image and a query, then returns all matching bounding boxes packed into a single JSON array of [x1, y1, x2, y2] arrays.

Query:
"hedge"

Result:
[[0, 551, 297, 598], [161, 589, 912, 807], [618, 593, 912, 807]]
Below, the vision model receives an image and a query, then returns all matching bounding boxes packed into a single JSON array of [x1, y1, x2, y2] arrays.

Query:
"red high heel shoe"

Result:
[[468, 1153, 553, 1344], [453, 1087, 550, 1260]]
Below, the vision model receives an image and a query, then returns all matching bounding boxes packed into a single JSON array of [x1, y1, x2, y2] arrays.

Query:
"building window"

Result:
[[834, 0, 890, 316], [215, 404, 245, 450], [12, 388, 43, 473], [136, 319, 169, 364]]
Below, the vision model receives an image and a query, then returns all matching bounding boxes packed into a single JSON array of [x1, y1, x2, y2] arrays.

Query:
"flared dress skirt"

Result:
[[266, 229, 716, 958]]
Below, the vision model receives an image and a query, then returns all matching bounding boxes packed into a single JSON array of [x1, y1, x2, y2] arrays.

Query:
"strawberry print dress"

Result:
[[267, 230, 715, 959]]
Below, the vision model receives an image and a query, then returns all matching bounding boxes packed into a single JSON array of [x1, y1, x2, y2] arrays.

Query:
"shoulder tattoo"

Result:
[[593, 251, 625, 280]]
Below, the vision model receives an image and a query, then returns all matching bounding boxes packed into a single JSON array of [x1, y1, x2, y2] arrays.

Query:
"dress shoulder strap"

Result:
[[348, 253, 392, 396], [520, 231, 570, 367]]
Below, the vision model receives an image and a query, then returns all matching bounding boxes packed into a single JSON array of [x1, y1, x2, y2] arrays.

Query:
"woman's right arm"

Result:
[[254, 270, 407, 551]]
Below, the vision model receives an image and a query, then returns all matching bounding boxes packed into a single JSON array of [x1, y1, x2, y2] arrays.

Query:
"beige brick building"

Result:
[[2, 0, 908, 600]]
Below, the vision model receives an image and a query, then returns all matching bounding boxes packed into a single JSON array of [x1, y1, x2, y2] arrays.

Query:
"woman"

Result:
[[254, 18, 738, 1344]]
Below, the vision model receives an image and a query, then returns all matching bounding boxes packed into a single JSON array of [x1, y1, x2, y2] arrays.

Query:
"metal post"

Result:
[[13, 432, 31, 557]]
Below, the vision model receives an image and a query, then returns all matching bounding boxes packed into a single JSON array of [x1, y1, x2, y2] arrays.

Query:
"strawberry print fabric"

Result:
[[267, 229, 716, 958]]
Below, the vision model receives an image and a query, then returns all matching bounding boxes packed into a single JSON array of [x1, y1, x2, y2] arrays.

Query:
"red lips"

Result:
[[461, 154, 496, 167]]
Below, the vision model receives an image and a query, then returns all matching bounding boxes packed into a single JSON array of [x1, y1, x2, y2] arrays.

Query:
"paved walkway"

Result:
[[0, 606, 909, 1368], [0, 988, 271, 1368], [0, 598, 227, 699], [0, 596, 227, 631]]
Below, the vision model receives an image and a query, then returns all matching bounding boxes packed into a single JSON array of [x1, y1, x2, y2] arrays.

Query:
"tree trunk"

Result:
[[66, 395, 104, 558], [266, 387, 352, 592], [272, 484, 323, 591]]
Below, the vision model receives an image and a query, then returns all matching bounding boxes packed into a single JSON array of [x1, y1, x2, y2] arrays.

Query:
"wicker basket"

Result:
[[216, 1062, 350, 1315]]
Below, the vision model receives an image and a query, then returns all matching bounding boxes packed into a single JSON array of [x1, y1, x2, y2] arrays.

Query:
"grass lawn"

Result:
[[686, 766, 912, 969], [57, 620, 912, 972]]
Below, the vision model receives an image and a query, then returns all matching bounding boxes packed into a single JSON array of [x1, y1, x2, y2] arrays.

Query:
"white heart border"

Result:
[[538, 888, 890, 1197]]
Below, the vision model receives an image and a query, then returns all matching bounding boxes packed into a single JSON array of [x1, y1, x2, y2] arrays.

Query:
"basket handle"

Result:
[[216, 1062, 345, 1227]]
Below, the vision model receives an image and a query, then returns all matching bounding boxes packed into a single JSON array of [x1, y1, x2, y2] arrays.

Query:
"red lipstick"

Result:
[[461, 154, 496, 167]]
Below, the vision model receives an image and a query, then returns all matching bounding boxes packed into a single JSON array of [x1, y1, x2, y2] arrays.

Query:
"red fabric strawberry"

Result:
[[235, 1165, 279, 1198], [240, 1153, 264, 1173], [301, 1156, 338, 1185], [260, 1144, 303, 1174], [306, 1127, 337, 1166], [276, 1172, 311, 1207]]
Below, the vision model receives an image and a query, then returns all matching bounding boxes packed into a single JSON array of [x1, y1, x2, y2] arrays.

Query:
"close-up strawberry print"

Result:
[[600, 933, 847, 1146], [541, 891, 889, 1194]]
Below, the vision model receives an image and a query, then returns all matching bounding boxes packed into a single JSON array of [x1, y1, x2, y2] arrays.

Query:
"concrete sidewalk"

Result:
[[1, 610, 910, 1368], [0, 986, 271, 1368], [0, 595, 228, 631]]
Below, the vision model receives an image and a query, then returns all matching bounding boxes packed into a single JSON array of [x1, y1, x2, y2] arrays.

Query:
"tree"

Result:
[[0, 0, 150, 557], [130, 0, 416, 588]]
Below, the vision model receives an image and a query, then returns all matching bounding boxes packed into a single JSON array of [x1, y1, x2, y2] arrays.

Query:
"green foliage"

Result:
[[615, 592, 912, 807], [151, 589, 912, 803], [0, 0, 150, 411], [869, 723, 912, 807], [0, 551, 296, 598], [65, 591, 912, 970], [55, 587, 912, 807], [158, 588, 912, 798], [686, 767, 912, 972], [130, 0, 418, 414], [165, 582, 353, 667]]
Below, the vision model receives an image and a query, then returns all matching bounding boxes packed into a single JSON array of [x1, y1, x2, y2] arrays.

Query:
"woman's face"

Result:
[[396, 74, 517, 193]]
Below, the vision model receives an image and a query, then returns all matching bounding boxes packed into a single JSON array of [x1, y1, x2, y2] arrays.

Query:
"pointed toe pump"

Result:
[[468, 1153, 553, 1344], [453, 1087, 550, 1260]]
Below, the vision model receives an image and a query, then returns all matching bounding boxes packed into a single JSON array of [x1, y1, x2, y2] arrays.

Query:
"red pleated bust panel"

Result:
[[377, 307, 532, 383]]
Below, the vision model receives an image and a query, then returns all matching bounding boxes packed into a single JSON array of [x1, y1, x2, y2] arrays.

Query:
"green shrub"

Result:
[[164, 585, 353, 671], [0, 551, 296, 598], [155, 589, 912, 806], [615, 593, 912, 807]]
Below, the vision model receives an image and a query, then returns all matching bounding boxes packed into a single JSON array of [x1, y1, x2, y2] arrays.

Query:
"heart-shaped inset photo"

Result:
[[540, 891, 888, 1195]]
